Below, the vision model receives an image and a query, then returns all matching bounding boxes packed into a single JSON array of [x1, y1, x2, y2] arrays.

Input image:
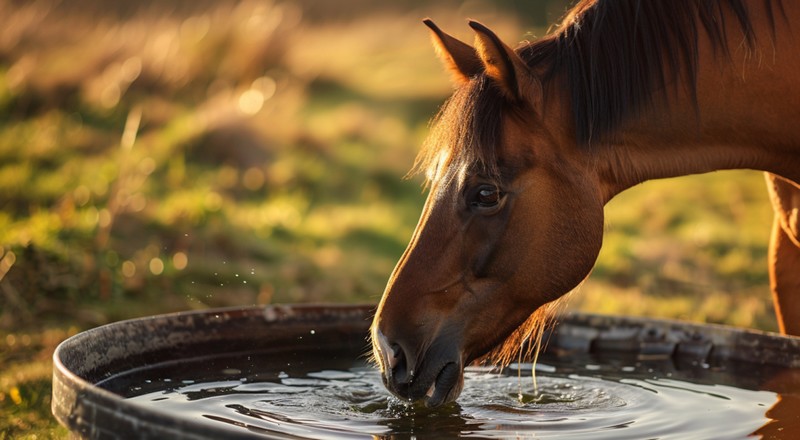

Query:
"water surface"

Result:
[[100, 347, 800, 439]]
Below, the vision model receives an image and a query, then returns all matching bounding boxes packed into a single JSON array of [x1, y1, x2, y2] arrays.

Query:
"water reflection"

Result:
[[753, 368, 800, 438]]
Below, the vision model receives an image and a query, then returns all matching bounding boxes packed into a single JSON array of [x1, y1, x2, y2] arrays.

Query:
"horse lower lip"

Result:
[[425, 362, 460, 407]]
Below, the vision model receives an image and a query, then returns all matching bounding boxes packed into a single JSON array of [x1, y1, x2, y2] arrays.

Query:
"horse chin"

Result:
[[422, 362, 464, 408]]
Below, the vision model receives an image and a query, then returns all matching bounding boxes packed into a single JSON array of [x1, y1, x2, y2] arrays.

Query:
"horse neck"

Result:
[[590, 2, 800, 203], [592, 128, 799, 203]]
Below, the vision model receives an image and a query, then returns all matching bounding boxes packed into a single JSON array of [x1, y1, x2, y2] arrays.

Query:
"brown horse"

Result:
[[371, 0, 800, 407]]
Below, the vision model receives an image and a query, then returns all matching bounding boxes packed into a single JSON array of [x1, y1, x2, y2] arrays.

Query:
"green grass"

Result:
[[574, 170, 776, 332], [0, 0, 779, 436]]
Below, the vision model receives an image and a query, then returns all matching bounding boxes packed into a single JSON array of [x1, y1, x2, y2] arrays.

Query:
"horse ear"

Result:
[[468, 20, 535, 102], [424, 19, 483, 85]]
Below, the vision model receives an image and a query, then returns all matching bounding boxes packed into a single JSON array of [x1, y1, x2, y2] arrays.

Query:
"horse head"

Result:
[[371, 20, 606, 406]]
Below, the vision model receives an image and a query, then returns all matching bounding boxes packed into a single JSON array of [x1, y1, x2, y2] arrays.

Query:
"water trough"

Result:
[[52, 304, 800, 438]]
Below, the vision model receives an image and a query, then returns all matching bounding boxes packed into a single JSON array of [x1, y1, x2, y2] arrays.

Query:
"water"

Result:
[[102, 349, 799, 439]]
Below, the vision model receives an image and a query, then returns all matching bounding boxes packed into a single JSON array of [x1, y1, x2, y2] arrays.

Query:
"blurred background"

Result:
[[0, 0, 776, 436]]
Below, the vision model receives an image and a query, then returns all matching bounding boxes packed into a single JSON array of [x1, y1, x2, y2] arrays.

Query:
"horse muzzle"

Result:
[[372, 328, 465, 407]]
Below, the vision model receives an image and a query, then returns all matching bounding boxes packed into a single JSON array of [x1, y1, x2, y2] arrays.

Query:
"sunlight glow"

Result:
[[238, 89, 264, 115]]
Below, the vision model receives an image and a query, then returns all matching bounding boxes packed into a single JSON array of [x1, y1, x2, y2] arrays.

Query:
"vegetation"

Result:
[[0, 0, 776, 437]]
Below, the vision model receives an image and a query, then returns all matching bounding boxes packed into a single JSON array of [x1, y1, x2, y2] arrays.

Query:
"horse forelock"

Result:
[[412, 74, 506, 188]]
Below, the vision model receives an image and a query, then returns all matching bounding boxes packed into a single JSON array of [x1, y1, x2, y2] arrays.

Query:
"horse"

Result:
[[371, 0, 800, 407]]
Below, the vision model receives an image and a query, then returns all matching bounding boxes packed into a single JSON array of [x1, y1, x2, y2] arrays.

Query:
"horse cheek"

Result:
[[514, 173, 603, 303], [551, 180, 605, 294]]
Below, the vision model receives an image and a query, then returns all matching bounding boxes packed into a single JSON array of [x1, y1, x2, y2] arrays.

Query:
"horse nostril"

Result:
[[375, 330, 403, 370], [389, 343, 410, 382], [373, 328, 414, 390], [389, 343, 403, 368]]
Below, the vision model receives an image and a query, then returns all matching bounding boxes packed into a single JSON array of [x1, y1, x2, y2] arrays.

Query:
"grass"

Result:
[[575, 170, 776, 332], [0, 0, 779, 437]]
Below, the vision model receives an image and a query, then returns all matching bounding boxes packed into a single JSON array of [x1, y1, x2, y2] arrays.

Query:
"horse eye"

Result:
[[470, 185, 502, 209]]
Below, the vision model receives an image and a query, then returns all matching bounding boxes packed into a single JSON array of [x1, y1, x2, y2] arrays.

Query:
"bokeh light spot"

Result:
[[238, 89, 264, 115], [121, 261, 136, 278], [243, 167, 265, 190], [173, 252, 188, 270], [149, 257, 164, 275]]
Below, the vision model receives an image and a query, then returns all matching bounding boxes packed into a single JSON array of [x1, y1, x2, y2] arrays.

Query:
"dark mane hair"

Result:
[[521, 0, 784, 145], [416, 0, 784, 183]]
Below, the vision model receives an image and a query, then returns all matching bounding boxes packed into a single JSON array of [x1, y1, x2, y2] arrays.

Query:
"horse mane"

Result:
[[521, 0, 784, 146], [416, 0, 784, 186]]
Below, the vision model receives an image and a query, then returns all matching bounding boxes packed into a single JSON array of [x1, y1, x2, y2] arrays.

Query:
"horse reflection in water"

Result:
[[371, 0, 800, 407]]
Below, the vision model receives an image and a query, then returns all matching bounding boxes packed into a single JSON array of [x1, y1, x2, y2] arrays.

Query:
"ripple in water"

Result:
[[116, 351, 789, 439]]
